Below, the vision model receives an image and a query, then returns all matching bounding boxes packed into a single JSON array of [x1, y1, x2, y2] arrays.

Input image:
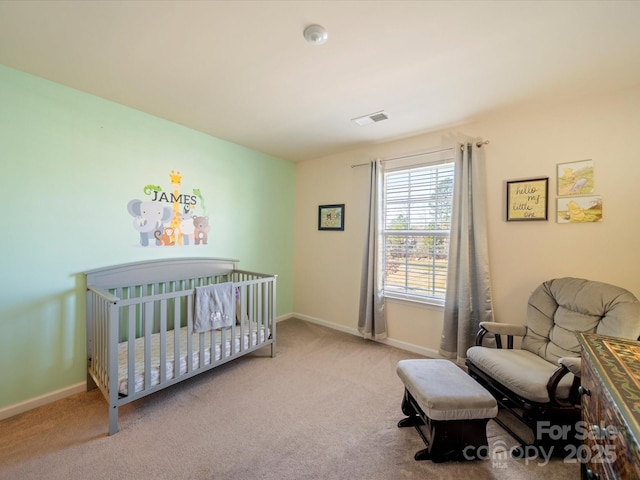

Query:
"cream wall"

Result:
[[293, 85, 640, 356]]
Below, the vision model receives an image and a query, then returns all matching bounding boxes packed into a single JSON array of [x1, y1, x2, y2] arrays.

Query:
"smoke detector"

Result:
[[303, 24, 328, 45], [351, 111, 389, 126]]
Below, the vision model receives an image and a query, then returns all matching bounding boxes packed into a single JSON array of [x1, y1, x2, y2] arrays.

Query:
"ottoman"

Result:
[[396, 359, 498, 463]]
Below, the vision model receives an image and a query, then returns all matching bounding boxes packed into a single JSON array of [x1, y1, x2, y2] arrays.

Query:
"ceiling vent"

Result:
[[351, 111, 389, 126]]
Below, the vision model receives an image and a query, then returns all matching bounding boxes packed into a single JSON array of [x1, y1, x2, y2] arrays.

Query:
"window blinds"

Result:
[[382, 161, 454, 300]]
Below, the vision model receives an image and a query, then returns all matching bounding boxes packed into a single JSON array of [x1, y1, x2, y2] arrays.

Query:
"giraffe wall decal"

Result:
[[169, 170, 183, 246]]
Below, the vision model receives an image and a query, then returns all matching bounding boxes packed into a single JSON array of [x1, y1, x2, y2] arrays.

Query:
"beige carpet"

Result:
[[0, 318, 579, 480]]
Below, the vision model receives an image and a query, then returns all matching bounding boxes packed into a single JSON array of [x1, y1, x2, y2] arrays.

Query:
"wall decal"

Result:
[[127, 170, 208, 247]]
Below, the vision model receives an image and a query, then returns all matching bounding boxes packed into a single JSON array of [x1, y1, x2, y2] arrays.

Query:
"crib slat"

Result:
[[187, 289, 194, 373], [94, 297, 101, 385], [230, 307, 237, 355], [103, 298, 110, 388], [270, 276, 277, 357], [102, 299, 108, 386], [258, 282, 264, 335], [199, 331, 206, 368], [218, 324, 224, 359], [238, 285, 245, 350], [208, 327, 214, 365], [93, 298, 101, 384], [95, 296, 102, 386], [128, 305, 136, 395], [247, 284, 253, 348], [265, 280, 270, 330], [173, 296, 180, 379], [160, 298, 167, 384], [144, 301, 152, 391]]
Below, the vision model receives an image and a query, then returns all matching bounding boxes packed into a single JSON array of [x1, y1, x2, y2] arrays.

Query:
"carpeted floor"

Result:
[[0, 318, 580, 479]]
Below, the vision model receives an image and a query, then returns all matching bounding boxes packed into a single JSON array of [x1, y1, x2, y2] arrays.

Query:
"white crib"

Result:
[[85, 257, 276, 435]]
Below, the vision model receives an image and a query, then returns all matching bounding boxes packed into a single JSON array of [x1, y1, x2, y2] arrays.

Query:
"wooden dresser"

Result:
[[578, 333, 640, 480]]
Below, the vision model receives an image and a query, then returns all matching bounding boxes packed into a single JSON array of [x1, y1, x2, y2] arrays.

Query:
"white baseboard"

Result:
[[377, 336, 443, 359], [293, 313, 360, 336], [276, 312, 295, 323], [291, 313, 442, 359], [0, 382, 86, 421]]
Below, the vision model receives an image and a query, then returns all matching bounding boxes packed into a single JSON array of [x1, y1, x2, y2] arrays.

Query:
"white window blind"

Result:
[[382, 161, 454, 303]]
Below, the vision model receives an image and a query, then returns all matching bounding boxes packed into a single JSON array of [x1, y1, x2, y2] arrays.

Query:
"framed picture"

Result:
[[318, 204, 345, 231], [557, 159, 594, 196], [557, 195, 603, 223], [506, 177, 548, 221]]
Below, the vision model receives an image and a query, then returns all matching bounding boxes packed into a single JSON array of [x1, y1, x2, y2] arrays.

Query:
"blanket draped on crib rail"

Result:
[[194, 282, 235, 332]]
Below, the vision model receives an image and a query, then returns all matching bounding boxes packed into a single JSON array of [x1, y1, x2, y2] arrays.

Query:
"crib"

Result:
[[85, 257, 276, 435]]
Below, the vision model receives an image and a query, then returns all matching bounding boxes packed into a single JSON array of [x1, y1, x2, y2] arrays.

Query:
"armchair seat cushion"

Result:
[[467, 346, 575, 404]]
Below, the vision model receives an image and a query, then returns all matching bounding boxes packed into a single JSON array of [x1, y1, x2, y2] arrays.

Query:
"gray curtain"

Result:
[[358, 160, 387, 340], [439, 142, 494, 363]]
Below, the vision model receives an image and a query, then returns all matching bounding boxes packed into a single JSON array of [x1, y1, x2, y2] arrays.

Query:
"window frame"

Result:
[[380, 157, 455, 307]]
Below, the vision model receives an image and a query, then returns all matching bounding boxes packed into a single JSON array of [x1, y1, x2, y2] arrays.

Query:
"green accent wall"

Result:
[[0, 65, 294, 409]]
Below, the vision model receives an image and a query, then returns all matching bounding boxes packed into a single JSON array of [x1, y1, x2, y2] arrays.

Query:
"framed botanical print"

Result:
[[318, 204, 345, 231]]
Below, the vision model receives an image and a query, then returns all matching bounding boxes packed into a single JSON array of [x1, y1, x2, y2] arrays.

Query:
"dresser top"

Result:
[[578, 332, 640, 443]]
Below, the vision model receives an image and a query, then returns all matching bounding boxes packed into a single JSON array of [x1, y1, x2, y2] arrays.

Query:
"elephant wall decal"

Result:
[[127, 199, 174, 247]]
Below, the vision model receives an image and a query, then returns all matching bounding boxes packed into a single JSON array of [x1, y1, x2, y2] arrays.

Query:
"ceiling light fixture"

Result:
[[351, 111, 389, 126], [303, 24, 328, 45]]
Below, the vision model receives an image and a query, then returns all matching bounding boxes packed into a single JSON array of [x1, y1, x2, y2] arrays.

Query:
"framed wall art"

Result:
[[557, 159, 594, 196], [506, 177, 548, 221], [557, 195, 603, 223], [318, 204, 345, 231]]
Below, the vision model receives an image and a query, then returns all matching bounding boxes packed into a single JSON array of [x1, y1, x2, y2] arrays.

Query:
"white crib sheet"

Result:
[[117, 324, 267, 395]]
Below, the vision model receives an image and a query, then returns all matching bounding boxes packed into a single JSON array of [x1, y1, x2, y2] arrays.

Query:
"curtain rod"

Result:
[[350, 140, 490, 168]]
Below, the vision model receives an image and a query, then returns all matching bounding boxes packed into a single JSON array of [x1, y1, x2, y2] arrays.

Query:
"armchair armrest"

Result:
[[558, 357, 582, 377], [547, 358, 582, 407], [475, 322, 527, 348], [479, 322, 527, 337]]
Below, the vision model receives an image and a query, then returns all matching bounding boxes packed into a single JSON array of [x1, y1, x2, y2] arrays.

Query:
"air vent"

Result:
[[351, 111, 389, 126]]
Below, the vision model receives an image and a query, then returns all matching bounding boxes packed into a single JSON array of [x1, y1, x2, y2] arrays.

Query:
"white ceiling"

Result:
[[0, 0, 639, 162]]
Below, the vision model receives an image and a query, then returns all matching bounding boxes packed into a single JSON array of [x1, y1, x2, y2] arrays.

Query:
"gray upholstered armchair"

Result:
[[466, 277, 640, 455]]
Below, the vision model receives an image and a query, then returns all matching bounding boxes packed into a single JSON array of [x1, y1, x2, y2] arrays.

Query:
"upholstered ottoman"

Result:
[[396, 359, 498, 462]]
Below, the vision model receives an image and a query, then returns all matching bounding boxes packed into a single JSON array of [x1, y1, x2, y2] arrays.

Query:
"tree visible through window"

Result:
[[382, 161, 454, 303]]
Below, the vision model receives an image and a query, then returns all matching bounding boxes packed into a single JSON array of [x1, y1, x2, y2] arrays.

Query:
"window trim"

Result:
[[380, 159, 454, 305], [383, 290, 445, 308]]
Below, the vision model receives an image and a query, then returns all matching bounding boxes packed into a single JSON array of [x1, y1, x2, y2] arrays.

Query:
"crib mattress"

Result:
[[117, 324, 267, 396]]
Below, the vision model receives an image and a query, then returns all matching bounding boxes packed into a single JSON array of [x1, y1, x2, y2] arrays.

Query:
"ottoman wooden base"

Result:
[[396, 359, 498, 463], [398, 389, 491, 462]]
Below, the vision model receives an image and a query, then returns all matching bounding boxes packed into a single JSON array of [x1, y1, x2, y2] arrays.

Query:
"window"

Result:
[[382, 160, 454, 304]]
